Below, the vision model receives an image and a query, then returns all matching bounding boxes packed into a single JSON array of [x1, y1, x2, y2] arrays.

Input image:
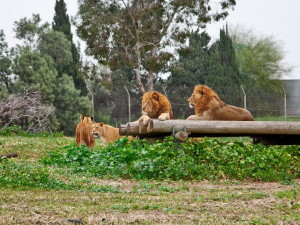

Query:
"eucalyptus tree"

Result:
[[13, 14, 49, 49], [76, 0, 236, 94]]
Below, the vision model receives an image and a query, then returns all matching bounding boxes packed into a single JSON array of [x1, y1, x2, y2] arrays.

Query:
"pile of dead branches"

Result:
[[0, 92, 54, 133]]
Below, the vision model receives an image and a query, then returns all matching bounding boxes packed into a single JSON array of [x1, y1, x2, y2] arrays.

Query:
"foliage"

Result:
[[0, 125, 63, 137], [13, 14, 49, 49], [53, 74, 91, 136], [230, 25, 291, 85], [41, 137, 300, 182], [230, 25, 291, 116], [206, 26, 241, 105], [0, 30, 13, 94], [53, 0, 88, 96], [76, 0, 236, 94], [38, 30, 73, 73], [167, 31, 211, 118], [13, 49, 57, 105]]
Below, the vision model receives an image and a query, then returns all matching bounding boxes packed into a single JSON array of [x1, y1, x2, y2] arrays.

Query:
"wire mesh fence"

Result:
[[92, 83, 300, 126]]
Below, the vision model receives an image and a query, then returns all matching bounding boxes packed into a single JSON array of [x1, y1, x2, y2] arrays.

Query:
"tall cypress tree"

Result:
[[167, 31, 211, 118], [206, 26, 241, 105], [52, 0, 88, 96]]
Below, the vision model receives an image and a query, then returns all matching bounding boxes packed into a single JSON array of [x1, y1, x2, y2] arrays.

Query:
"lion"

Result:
[[75, 115, 95, 148], [137, 91, 173, 126], [92, 122, 134, 145], [187, 85, 254, 121]]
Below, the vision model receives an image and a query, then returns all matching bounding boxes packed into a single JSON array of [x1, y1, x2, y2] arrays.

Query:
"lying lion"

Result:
[[92, 122, 134, 145], [187, 85, 254, 121], [137, 91, 173, 126], [75, 115, 95, 148]]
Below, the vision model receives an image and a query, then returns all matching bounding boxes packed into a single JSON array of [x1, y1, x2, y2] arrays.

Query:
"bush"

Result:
[[41, 137, 300, 182]]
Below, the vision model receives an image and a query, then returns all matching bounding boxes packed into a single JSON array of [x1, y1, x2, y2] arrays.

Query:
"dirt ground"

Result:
[[1, 179, 299, 224]]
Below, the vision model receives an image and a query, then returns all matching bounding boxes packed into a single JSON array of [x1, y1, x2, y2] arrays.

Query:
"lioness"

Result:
[[75, 115, 95, 148], [92, 122, 134, 145], [187, 85, 254, 121], [137, 91, 173, 126]]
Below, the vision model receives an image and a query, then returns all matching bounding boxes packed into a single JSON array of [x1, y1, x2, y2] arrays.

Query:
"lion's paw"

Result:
[[158, 113, 170, 121]]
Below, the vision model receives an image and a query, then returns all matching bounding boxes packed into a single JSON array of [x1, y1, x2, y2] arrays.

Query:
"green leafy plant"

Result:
[[41, 137, 300, 182]]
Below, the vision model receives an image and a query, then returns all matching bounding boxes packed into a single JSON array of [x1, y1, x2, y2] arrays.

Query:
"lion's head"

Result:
[[80, 115, 94, 123], [92, 122, 105, 137], [141, 91, 173, 119], [188, 85, 223, 113]]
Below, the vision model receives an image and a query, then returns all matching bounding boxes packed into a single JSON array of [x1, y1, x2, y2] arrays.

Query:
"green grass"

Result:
[[0, 130, 299, 224]]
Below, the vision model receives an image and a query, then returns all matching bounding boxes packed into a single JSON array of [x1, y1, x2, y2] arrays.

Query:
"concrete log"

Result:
[[119, 120, 300, 136]]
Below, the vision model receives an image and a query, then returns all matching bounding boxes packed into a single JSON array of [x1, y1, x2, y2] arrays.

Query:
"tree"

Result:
[[0, 30, 13, 94], [13, 49, 57, 105], [13, 14, 49, 49], [167, 31, 211, 118], [206, 26, 241, 105], [229, 25, 291, 91], [76, 0, 236, 94], [53, 74, 91, 136], [229, 25, 292, 116], [53, 0, 88, 96], [38, 30, 73, 74]]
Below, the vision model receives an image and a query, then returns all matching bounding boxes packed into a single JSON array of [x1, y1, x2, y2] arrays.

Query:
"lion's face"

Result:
[[92, 122, 104, 137], [141, 92, 160, 118], [188, 87, 204, 109]]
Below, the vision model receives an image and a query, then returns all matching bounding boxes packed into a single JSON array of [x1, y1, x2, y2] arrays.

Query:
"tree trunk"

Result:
[[146, 71, 154, 91], [135, 42, 145, 94]]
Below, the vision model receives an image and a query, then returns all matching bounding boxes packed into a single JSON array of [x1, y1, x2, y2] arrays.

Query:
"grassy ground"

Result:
[[0, 135, 299, 224]]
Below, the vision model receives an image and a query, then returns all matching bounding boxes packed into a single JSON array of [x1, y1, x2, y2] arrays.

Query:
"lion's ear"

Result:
[[80, 115, 84, 122], [91, 116, 94, 122], [99, 122, 104, 127], [152, 92, 159, 101]]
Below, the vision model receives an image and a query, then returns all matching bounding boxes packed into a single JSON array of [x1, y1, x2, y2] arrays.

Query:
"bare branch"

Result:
[[0, 92, 54, 133]]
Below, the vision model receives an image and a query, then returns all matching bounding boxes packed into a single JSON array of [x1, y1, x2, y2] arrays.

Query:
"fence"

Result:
[[90, 83, 300, 126]]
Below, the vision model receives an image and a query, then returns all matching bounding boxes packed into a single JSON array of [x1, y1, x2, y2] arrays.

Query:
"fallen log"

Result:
[[0, 153, 18, 158], [119, 120, 300, 145]]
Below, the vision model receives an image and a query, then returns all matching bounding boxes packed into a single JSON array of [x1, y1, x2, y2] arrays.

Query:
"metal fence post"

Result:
[[281, 85, 287, 120], [240, 85, 247, 109], [85, 79, 94, 117], [124, 86, 131, 122]]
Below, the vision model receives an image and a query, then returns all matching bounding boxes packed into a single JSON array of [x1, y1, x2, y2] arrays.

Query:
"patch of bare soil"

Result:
[[0, 180, 299, 224]]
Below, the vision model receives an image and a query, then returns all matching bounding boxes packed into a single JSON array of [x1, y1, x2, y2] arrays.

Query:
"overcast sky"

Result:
[[0, 0, 299, 79]]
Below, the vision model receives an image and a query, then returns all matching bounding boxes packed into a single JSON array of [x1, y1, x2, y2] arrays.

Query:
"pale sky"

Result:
[[0, 0, 299, 79]]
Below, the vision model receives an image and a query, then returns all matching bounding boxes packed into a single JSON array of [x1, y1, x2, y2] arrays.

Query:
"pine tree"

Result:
[[52, 0, 88, 96]]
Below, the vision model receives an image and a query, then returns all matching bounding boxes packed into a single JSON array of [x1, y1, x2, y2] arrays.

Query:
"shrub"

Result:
[[41, 137, 300, 182]]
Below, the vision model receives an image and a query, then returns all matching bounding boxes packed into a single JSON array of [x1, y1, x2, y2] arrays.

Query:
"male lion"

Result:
[[75, 115, 95, 148], [137, 91, 173, 126], [92, 122, 134, 145], [187, 85, 254, 121]]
